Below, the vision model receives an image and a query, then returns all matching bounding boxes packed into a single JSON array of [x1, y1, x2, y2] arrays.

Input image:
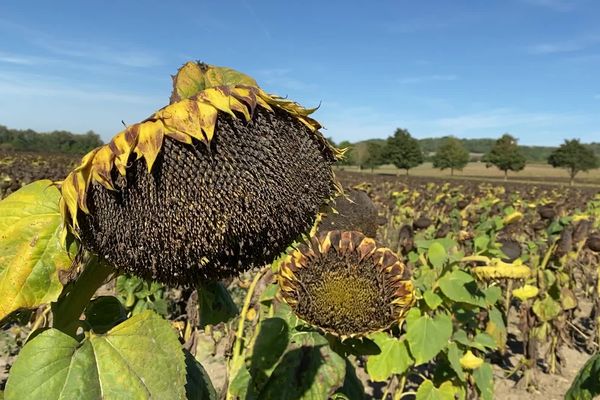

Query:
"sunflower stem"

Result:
[[226, 268, 264, 400], [52, 255, 114, 337]]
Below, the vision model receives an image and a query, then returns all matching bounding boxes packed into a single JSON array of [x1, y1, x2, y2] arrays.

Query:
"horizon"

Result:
[[1, 1, 600, 146]]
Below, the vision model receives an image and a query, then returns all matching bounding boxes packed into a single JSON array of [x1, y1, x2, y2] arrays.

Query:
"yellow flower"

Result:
[[460, 350, 484, 370]]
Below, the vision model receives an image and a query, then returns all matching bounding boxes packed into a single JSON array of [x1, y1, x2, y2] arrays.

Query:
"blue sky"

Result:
[[1, 0, 599, 146]]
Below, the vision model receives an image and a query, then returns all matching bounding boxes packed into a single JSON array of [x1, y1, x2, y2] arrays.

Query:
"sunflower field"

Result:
[[0, 62, 599, 400]]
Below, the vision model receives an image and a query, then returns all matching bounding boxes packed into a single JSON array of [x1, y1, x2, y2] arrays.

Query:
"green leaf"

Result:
[[473, 332, 497, 350], [423, 290, 443, 310], [258, 346, 346, 400], [473, 362, 494, 400], [486, 306, 507, 351], [197, 281, 238, 327], [428, 242, 447, 269], [84, 296, 127, 334], [407, 313, 452, 365], [532, 296, 562, 322], [184, 350, 217, 400], [474, 235, 490, 252], [483, 285, 503, 306], [366, 332, 412, 382], [438, 270, 487, 307], [249, 317, 289, 391], [5, 310, 186, 400], [416, 380, 457, 400], [228, 365, 254, 400], [565, 353, 600, 400], [336, 358, 365, 400], [0, 180, 76, 321], [446, 342, 466, 381]]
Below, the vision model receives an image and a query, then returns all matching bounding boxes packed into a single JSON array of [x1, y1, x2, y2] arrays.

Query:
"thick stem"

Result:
[[52, 255, 114, 337]]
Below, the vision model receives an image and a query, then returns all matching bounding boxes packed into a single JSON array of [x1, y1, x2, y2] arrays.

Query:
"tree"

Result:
[[361, 141, 384, 173], [483, 134, 526, 181], [432, 137, 469, 176], [337, 140, 355, 167], [548, 139, 599, 186], [386, 128, 423, 176]]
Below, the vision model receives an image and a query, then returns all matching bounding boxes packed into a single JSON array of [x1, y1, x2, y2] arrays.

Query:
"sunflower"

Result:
[[278, 230, 415, 337], [59, 61, 343, 285]]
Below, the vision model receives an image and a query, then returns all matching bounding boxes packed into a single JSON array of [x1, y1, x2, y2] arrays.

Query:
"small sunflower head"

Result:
[[278, 230, 415, 337]]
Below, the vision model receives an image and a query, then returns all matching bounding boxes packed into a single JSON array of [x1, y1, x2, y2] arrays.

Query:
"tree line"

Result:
[[0, 125, 103, 154], [336, 130, 600, 186]]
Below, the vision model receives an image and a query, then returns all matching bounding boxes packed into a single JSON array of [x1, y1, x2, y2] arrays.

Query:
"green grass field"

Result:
[[338, 162, 600, 187]]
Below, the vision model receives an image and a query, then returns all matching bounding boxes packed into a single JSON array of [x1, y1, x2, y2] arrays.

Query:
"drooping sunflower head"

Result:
[[278, 230, 415, 337], [59, 61, 343, 286]]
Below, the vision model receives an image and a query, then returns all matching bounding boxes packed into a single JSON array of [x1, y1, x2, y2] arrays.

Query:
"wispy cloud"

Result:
[[0, 69, 160, 104], [429, 108, 581, 132], [398, 74, 458, 84], [255, 68, 318, 92], [594, 94, 600, 99], [527, 35, 600, 54], [0, 51, 56, 65], [520, 0, 577, 12], [0, 18, 162, 69]]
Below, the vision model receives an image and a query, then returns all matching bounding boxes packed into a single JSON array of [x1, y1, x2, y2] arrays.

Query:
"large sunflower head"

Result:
[[59, 61, 343, 286], [278, 230, 415, 337]]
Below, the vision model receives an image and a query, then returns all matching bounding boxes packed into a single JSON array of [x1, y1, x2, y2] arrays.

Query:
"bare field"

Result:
[[338, 162, 600, 187]]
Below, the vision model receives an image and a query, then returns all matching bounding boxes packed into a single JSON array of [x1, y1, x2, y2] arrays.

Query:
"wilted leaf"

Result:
[[533, 296, 562, 322], [0, 180, 75, 322]]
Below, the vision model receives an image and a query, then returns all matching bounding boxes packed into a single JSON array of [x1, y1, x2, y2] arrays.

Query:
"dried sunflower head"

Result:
[[278, 230, 415, 337], [59, 61, 343, 285]]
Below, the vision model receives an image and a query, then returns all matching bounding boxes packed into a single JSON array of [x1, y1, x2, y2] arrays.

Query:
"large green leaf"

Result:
[[438, 270, 487, 307], [406, 313, 452, 365], [366, 332, 412, 382], [565, 353, 600, 400], [0, 180, 75, 322], [446, 342, 465, 381], [5, 311, 187, 400], [257, 345, 346, 400]]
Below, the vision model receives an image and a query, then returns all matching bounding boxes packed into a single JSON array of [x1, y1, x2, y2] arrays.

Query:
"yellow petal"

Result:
[[460, 350, 484, 370]]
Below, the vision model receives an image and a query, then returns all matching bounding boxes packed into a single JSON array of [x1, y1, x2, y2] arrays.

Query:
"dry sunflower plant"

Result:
[[0, 62, 420, 400]]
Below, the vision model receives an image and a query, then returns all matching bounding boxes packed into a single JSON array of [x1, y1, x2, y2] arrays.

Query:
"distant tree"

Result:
[[548, 139, 599, 186], [482, 134, 526, 181], [337, 140, 355, 166], [433, 137, 470, 176], [361, 141, 385, 173], [386, 128, 423, 176]]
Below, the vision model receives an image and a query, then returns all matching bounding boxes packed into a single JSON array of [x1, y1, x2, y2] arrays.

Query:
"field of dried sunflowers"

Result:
[[1, 62, 599, 400]]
